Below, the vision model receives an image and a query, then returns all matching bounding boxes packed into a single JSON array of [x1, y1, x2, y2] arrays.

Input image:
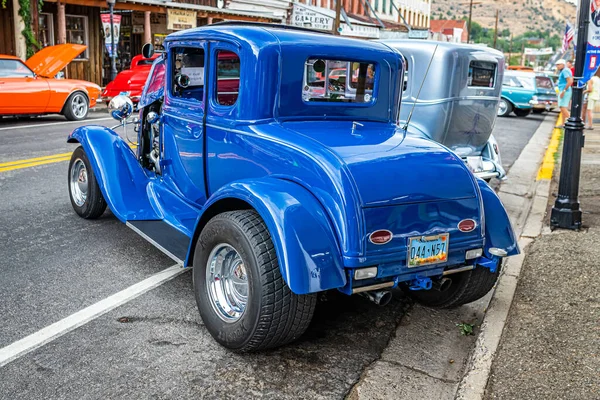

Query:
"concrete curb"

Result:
[[455, 115, 556, 400]]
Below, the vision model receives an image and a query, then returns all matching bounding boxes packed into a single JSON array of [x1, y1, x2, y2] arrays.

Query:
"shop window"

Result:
[[171, 47, 205, 103], [215, 50, 240, 106], [66, 15, 89, 59], [38, 13, 54, 48]]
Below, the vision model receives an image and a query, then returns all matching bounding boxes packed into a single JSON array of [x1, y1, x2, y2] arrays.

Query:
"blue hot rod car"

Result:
[[66, 23, 519, 351]]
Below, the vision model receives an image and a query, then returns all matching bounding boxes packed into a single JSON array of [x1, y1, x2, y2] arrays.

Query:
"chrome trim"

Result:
[[352, 281, 395, 294], [125, 222, 184, 265], [69, 158, 88, 207], [442, 265, 475, 276]]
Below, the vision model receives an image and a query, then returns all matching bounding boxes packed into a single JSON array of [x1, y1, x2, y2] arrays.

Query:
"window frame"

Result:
[[213, 48, 241, 108], [65, 14, 89, 60], [38, 13, 55, 48], [467, 60, 497, 90], [302, 57, 379, 107], [167, 44, 208, 109]]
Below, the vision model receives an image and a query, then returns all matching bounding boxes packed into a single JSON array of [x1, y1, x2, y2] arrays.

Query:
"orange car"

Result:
[[0, 44, 101, 120]]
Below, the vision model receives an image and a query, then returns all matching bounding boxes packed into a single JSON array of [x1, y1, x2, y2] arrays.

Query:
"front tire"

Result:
[[68, 146, 107, 219], [63, 92, 89, 121], [193, 210, 317, 352], [532, 108, 545, 114], [497, 98, 513, 117], [402, 265, 501, 308], [514, 108, 531, 117]]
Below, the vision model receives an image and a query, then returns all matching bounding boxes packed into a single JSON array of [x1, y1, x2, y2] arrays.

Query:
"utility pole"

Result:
[[333, 0, 341, 35], [467, 0, 474, 43], [508, 33, 513, 65], [493, 10, 499, 49], [550, 0, 590, 230]]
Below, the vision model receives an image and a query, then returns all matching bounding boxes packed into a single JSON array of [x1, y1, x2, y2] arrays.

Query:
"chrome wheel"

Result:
[[69, 159, 88, 207], [497, 99, 508, 116], [71, 93, 88, 119], [206, 243, 249, 323]]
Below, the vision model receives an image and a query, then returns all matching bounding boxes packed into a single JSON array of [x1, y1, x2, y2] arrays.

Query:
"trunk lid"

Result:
[[282, 121, 477, 207], [25, 44, 87, 78]]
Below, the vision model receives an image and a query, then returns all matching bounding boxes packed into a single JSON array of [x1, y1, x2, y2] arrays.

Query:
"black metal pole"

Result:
[[109, 2, 117, 81], [550, 0, 589, 230]]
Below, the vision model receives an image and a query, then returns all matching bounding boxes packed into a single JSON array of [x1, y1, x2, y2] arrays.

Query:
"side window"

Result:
[[215, 50, 240, 106], [171, 47, 205, 102]]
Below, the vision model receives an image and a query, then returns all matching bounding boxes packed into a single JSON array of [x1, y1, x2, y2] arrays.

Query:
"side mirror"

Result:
[[108, 94, 134, 122], [142, 43, 154, 59], [175, 74, 190, 89]]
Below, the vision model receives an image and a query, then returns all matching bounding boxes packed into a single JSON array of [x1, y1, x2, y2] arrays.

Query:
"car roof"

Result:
[[380, 39, 505, 57], [0, 54, 24, 61], [165, 23, 395, 55], [505, 70, 549, 78]]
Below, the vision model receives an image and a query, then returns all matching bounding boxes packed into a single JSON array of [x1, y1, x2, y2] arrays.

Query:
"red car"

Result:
[[101, 53, 159, 104]]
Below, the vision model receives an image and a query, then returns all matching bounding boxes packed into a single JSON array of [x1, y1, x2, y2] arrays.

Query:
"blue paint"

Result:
[[68, 25, 518, 296]]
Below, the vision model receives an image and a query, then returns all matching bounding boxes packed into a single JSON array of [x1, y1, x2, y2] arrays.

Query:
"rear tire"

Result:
[[68, 146, 107, 219], [514, 108, 531, 117], [402, 265, 501, 308], [193, 210, 317, 352], [497, 98, 513, 117], [63, 92, 89, 121]]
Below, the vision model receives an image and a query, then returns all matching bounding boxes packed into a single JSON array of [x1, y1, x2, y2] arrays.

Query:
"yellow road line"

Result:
[[0, 143, 137, 173], [0, 152, 72, 168], [0, 156, 72, 172], [537, 115, 563, 180]]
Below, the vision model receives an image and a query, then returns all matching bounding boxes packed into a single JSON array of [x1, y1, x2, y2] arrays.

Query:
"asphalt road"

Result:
[[0, 111, 545, 399]]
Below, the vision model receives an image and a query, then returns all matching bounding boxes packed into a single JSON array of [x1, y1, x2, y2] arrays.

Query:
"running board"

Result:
[[126, 220, 191, 265]]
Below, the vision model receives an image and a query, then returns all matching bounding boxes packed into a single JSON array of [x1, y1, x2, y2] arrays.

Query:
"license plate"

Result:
[[407, 233, 449, 267]]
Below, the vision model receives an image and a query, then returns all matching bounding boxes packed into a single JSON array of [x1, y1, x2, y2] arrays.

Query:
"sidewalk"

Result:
[[484, 125, 600, 399]]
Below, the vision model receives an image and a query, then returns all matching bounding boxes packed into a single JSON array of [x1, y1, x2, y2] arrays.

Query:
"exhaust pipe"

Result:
[[360, 290, 393, 306], [432, 277, 452, 292]]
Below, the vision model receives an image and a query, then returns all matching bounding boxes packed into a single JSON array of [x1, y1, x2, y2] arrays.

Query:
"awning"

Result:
[[290, 3, 380, 39], [43, 0, 279, 21]]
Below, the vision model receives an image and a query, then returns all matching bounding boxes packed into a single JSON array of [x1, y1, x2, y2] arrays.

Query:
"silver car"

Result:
[[381, 40, 506, 181]]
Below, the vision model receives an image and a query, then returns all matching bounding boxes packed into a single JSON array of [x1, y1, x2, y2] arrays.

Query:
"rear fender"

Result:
[[478, 179, 520, 257], [68, 125, 158, 222], [186, 177, 346, 295]]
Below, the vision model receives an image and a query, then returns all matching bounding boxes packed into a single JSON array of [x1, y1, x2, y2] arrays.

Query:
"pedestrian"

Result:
[[555, 59, 573, 126], [567, 60, 575, 77], [584, 69, 600, 129]]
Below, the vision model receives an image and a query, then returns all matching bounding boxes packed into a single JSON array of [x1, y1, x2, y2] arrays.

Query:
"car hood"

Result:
[[103, 67, 152, 97], [25, 44, 86, 78], [281, 121, 477, 207]]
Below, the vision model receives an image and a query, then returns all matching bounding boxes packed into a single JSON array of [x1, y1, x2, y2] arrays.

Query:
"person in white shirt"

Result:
[[584, 71, 600, 130]]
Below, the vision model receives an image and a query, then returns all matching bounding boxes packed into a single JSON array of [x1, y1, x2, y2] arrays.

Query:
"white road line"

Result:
[[0, 264, 188, 368], [0, 117, 112, 131]]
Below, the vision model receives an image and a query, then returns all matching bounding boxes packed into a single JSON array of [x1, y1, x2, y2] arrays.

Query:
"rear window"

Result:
[[468, 61, 496, 88], [303, 59, 376, 103], [535, 76, 554, 89]]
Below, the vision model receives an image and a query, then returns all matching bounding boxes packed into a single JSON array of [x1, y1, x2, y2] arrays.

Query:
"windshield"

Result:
[[535, 76, 554, 89], [503, 74, 534, 90], [0, 59, 34, 77], [303, 58, 376, 103]]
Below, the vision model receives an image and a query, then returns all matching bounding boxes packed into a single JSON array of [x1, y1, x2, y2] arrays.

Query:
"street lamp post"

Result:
[[107, 0, 117, 81], [550, 0, 590, 230]]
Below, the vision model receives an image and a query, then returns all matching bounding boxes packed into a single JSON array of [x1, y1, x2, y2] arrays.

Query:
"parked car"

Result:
[[381, 40, 507, 181], [66, 23, 519, 352], [498, 71, 558, 117], [100, 53, 160, 105], [0, 44, 101, 120]]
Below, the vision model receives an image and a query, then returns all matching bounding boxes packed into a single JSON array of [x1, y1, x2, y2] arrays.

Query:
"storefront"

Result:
[[4, 0, 278, 86]]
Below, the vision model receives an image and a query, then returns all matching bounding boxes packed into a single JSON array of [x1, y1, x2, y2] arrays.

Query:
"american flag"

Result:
[[562, 22, 575, 52]]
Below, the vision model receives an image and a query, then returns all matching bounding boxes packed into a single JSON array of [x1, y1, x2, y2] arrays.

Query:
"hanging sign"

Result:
[[101, 14, 121, 57], [582, 1, 600, 84], [167, 9, 197, 31]]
